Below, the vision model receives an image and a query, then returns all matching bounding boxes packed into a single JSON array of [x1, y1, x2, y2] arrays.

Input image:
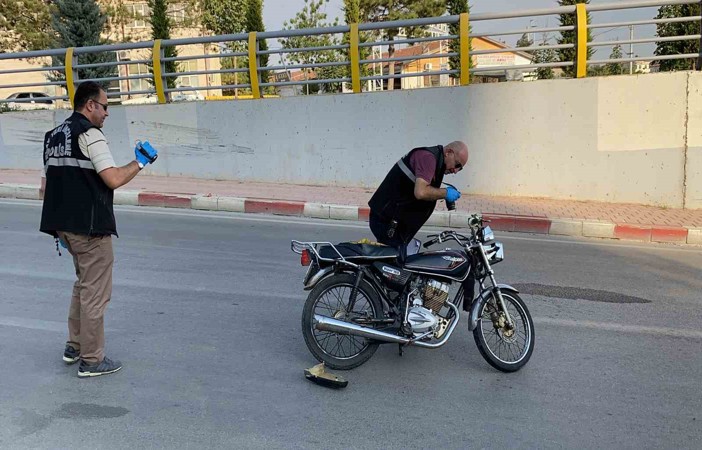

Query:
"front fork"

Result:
[[476, 245, 514, 328]]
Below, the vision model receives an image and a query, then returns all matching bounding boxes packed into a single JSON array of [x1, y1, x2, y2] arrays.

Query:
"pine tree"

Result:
[[447, 0, 471, 80], [148, 0, 179, 89], [49, 0, 116, 88], [245, 0, 269, 90], [557, 0, 593, 78], [358, 0, 445, 89], [655, 4, 700, 71], [606, 44, 624, 76], [0, 0, 53, 52]]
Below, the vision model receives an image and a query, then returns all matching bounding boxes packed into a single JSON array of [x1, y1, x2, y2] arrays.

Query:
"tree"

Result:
[[201, 0, 247, 37], [557, 0, 594, 78], [358, 0, 444, 89], [49, 0, 116, 88], [447, 0, 471, 81], [245, 0, 269, 89], [655, 4, 700, 71], [147, 0, 179, 89], [0, 0, 53, 52], [280, 0, 344, 94], [532, 35, 557, 80], [102, 0, 138, 43], [201, 0, 247, 94], [606, 44, 624, 76], [516, 33, 533, 48]]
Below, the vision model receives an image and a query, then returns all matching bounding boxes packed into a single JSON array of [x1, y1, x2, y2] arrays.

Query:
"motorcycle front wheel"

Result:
[[473, 292, 535, 372], [302, 273, 384, 370]]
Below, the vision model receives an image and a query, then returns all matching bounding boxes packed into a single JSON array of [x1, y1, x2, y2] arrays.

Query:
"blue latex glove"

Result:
[[445, 186, 461, 203], [59, 238, 68, 249], [135, 141, 158, 166]]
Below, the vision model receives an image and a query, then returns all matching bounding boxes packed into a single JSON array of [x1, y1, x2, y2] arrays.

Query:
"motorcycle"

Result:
[[290, 214, 534, 373]]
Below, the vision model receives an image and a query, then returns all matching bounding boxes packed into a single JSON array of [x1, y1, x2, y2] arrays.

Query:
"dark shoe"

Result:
[[63, 345, 80, 365], [78, 357, 122, 378]]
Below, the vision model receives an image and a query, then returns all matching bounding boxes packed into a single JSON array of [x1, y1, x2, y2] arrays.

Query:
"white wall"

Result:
[[1, 71, 700, 208]]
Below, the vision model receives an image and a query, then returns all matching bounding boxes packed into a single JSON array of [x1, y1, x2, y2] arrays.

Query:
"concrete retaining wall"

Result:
[[1, 71, 700, 208]]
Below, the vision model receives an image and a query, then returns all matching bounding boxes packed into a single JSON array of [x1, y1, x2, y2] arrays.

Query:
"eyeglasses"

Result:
[[91, 99, 108, 112], [454, 162, 463, 172]]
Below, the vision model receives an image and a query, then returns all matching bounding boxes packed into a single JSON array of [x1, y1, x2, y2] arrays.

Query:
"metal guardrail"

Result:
[[0, 0, 700, 108]]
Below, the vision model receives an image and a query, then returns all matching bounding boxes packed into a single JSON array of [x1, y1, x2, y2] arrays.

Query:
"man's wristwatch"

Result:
[[137, 160, 145, 170]]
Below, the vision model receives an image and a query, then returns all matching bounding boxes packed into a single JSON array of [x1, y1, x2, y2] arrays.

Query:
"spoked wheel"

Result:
[[302, 273, 383, 370], [473, 292, 534, 372]]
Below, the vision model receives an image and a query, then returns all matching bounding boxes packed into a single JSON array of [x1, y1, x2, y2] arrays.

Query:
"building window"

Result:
[[128, 3, 150, 29], [129, 63, 152, 92], [177, 60, 199, 87], [167, 4, 186, 24]]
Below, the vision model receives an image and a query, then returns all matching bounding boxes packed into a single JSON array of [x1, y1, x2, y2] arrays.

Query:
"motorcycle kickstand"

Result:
[[398, 344, 403, 357]]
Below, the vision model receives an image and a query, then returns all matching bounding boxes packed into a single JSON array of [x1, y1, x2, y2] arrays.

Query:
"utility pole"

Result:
[[629, 25, 634, 75]]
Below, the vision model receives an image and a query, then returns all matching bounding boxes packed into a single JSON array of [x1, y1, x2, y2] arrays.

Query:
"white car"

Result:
[[5, 92, 55, 110]]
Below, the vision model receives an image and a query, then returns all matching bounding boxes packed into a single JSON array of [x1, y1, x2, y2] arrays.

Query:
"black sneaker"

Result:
[[63, 345, 80, 365], [78, 357, 122, 378]]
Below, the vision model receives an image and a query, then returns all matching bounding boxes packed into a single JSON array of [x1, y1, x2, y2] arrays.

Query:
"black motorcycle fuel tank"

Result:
[[403, 250, 470, 279]]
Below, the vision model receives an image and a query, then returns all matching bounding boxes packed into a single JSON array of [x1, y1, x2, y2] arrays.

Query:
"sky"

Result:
[[262, 0, 664, 58]]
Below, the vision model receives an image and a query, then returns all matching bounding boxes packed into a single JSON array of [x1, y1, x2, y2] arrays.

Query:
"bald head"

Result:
[[444, 141, 469, 174]]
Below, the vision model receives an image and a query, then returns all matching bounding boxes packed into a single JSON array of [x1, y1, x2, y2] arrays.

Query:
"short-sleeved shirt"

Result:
[[42, 128, 115, 176], [80, 128, 115, 173], [409, 149, 437, 183]]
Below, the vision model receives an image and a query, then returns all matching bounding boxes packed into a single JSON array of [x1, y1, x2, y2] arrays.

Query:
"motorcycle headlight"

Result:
[[481, 226, 495, 242]]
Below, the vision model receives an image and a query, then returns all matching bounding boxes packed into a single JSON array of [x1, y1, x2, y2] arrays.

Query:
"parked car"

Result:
[[5, 92, 55, 110]]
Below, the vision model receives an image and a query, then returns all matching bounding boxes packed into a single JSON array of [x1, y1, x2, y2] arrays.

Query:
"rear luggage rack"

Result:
[[291, 240, 358, 267]]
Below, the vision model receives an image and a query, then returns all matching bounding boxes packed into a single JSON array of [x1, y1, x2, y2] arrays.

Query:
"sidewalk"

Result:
[[2, 169, 701, 245]]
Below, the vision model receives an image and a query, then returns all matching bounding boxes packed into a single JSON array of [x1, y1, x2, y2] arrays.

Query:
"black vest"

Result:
[[40, 112, 117, 237], [368, 146, 445, 242]]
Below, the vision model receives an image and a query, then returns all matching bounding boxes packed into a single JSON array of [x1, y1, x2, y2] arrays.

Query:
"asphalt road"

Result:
[[1, 199, 701, 449]]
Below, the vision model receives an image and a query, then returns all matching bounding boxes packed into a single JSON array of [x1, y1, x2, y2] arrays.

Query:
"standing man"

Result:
[[368, 141, 468, 258], [40, 81, 158, 378]]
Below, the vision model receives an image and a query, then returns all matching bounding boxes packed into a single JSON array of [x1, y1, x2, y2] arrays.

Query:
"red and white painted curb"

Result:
[[2, 183, 701, 245]]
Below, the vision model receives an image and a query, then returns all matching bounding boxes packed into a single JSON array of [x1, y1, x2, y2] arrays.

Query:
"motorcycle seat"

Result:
[[318, 242, 398, 260]]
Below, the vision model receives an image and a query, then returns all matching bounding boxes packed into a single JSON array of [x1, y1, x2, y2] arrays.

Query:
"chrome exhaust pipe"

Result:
[[313, 302, 461, 349], [314, 314, 411, 345]]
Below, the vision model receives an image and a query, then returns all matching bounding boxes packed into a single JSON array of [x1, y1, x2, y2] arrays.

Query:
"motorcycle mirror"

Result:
[[304, 363, 348, 389]]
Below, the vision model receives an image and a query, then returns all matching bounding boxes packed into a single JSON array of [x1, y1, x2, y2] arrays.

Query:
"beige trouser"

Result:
[[57, 231, 114, 364]]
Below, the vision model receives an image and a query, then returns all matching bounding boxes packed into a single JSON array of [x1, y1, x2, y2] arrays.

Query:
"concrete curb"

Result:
[[2, 183, 699, 246]]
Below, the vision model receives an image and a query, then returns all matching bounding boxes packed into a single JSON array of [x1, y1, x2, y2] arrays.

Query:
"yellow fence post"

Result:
[[576, 3, 588, 78], [459, 12, 471, 86], [350, 24, 362, 93], [152, 39, 167, 104], [248, 32, 261, 99], [65, 47, 76, 107]]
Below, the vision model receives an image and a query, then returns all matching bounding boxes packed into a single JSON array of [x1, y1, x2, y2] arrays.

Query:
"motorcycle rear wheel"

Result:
[[473, 292, 534, 372], [302, 273, 383, 370]]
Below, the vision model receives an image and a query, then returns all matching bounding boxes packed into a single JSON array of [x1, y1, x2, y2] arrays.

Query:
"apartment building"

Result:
[[0, 1, 223, 104]]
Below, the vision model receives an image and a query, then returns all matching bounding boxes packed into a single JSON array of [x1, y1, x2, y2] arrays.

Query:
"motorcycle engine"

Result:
[[407, 278, 451, 336]]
